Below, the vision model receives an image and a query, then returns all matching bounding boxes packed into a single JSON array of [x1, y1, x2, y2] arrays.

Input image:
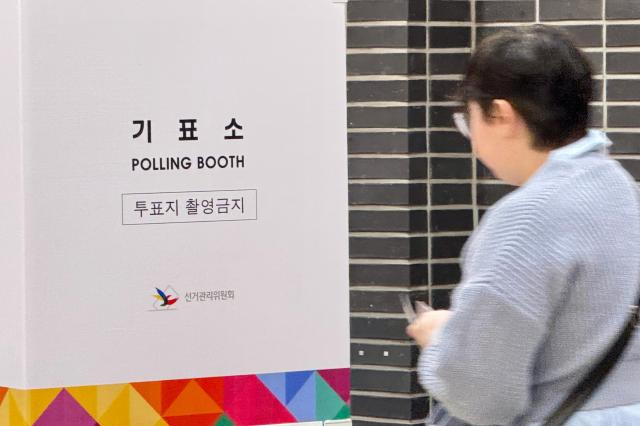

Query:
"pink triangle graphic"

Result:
[[318, 369, 350, 403], [33, 389, 99, 426], [224, 375, 296, 424]]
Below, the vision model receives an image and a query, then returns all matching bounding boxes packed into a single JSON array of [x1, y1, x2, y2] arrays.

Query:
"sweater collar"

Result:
[[549, 130, 612, 161]]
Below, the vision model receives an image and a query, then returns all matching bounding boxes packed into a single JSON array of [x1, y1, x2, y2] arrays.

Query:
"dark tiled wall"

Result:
[[348, 0, 430, 422], [347, 0, 640, 424]]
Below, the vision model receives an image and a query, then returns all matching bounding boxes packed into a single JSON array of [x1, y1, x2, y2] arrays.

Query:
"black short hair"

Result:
[[457, 25, 593, 150]]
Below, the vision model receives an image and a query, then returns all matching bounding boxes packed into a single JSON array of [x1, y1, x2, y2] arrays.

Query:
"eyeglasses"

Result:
[[452, 112, 471, 139]]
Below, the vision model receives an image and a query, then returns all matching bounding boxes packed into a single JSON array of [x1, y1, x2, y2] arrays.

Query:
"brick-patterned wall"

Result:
[[347, 0, 640, 424], [348, 0, 429, 423]]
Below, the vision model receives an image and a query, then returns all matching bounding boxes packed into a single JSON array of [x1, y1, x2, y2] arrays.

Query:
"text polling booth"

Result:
[[0, 0, 350, 424]]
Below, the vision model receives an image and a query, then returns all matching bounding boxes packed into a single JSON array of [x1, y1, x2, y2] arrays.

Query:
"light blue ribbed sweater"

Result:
[[418, 131, 640, 425]]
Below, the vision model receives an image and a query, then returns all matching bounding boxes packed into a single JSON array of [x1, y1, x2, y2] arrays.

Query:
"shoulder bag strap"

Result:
[[544, 298, 640, 426]]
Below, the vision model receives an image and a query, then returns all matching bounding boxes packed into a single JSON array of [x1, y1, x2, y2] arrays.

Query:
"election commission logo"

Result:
[[151, 286, 180, 311]]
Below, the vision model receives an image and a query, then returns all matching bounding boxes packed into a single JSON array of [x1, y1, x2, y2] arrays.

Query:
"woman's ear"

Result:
[[490, 99, 524, 139], [490, 99, 517, 124]]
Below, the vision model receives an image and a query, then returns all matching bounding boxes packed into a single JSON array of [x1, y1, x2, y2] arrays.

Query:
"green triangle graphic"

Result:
[[315, 373, 345, 420], [333, 404, 351, 420], [216, 414, 235, 426]]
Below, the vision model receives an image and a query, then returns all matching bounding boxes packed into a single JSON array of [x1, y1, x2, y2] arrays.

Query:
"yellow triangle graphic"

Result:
[[96, 384, 128, 419], [99, 385, 130, 426], [7, 393, 28, 426], [28, 388, 63, 423], [7, 390, 29, 423], [67, 385, 99, 419], [130, 387, 167, 425], [164, 380, 222, 416]]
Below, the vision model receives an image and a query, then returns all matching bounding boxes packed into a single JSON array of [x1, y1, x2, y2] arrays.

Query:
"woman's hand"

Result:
[[406, 310, 453, 348]]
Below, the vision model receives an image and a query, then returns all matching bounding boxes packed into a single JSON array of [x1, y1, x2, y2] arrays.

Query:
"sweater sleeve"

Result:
[[418, 207, 572, 425]]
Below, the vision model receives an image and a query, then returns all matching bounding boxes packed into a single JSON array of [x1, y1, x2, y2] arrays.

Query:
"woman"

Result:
[[407, 25, 640, 425]]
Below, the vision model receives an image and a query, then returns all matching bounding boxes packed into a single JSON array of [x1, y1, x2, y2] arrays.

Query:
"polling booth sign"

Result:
[[0, 0, 350, 424]]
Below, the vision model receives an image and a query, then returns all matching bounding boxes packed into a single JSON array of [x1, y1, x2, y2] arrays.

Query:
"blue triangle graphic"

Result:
[[258, 372, 287, 406], [286, 371, 316, 421], [285, 370, 314, 404]]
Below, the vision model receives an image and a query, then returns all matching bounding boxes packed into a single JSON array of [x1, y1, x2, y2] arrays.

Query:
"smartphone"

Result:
[[399, 293, 417, 323], [399, 294, 434, 324]]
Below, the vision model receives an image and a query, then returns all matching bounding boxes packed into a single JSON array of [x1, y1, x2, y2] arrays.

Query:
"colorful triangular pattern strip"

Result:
[[0, 367, 349, 425]]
